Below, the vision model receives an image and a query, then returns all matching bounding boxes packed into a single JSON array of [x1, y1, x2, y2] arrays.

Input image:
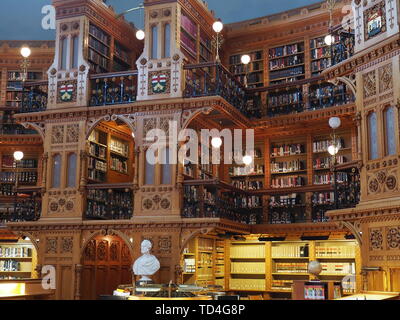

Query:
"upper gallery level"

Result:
[[13, 0, 400, 121], [11, 0, 359, 119]]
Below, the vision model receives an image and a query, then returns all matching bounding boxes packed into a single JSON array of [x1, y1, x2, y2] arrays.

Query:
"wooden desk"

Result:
[[0, 279, 55, 300]]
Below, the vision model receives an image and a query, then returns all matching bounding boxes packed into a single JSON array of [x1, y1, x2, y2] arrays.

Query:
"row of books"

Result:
[[311, 46, 331, 60], [114, 42, 130, 64], [110, 138, 129, 157], [86, 189, 132, 207], [89, 142, 107, 160], [89, 23, 110, 45], [314, 172, 348, 185], [309, 35, 340, 49], [315, 245, 355, 258], [231, 262, 265, 274], [0, 185, 13, 196], [87, 168, 106, 182], [270, 193, 301, 206], [229, 279, 266, 291], [268, 91, 302, 107], [198, 252, 213, 266], [271, 160, 305, 173], [230, 244, 265, 259], [271, 144, 304, 157], [269, 43, 303, 59], [88, 158, 107, 173], [271, 176, 305, 189], [2, 156, 37, 169], [0, 246, 32, 258], [312, 192, 335, 205], [88, 48, 109, 70], [0, 172, 37, 183], [89, 36, 109, 56], [7, 71, 41, 81], [313, 156, 346, 169], [320, 262, 355, 274], [311, 58, 331, 73], [269, 55, 303, 70], [309, 84, 348, 99], [271, 280, 293, 290], [110, 156, 128, 174], [313, 139, 344, 153], [275, 262, 308, 273], [229, 62, 264, 75], [272, 245, 309, 258], [182, 258, 195, 273], [181, 14, 198, 36], [180, 30, 197, 56], [198, 238, 214, 252], [0, 260, 22, 272], [232, 180, 263, 190], [229, 51, 263, 65], [269, 66, 304, 80], [229, 165, 264, 177]]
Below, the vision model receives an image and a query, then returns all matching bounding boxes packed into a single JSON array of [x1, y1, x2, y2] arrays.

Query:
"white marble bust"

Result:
[[133, 240, 160, 281]]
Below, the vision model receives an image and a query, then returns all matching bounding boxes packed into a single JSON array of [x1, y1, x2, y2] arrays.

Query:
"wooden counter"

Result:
[[0, 279, 55, 300]]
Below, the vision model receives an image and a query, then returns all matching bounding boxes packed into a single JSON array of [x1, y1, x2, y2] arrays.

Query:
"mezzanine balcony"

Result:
[[85, 183, 134, 221], [0, 187, 41, 224]]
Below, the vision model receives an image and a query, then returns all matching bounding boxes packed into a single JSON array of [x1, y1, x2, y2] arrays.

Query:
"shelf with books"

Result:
[[268, 193, 307, 224], [229, 50, 264, 88], [309, 35, 340, 76], [268, 42, 305, 85], [266, 88, 304, 117], [0, 240, 37, 280], [88, 23, 111, 73], [308, 82, 355, 111], [229, 241, 267, 291]]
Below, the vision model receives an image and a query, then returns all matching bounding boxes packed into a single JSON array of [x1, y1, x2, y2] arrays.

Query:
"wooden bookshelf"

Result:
[[229, 241, 267, 292], [0, 240, 37, 280], [226, 239, 361, 296], [181, 236, 226, 288], [87, 123, 134, 184], [229, 50, 264, 88], [268, 42, 305, 85]]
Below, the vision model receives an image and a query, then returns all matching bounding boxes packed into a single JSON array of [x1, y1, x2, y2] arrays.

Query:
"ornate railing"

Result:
[[89, 70, 138, 107], [331, 29, 355, 67], [85, 183, 134, 220], [183, 62, 261, 118], [0, 124, 38, 135], [0, 188, 41, 223], [20, 81, 48, 113]]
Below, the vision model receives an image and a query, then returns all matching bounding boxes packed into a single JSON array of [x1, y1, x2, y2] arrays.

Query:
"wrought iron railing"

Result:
[[183, 62, 261, 118], [0, 189, 41, 224], [89, 70, 138, 107], [0, 123, 38, 135], [85, 183, 134, 220], [20, 81, 48, 113]]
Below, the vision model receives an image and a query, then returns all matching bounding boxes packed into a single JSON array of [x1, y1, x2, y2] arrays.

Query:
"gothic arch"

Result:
[[181, 107, 213, 130], [179, 227, 215, 254], [85, 114, 136, 140], [107, 229, 135, 258], [18, 122, 45, 141], [328, 75, 357, 96], [80, 229, 107, 258], [13, 231, 40, 253], [336, 221, 363, 247]]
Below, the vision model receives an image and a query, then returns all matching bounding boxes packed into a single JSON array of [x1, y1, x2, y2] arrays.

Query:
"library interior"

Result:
[[0, 0, 400, 300]]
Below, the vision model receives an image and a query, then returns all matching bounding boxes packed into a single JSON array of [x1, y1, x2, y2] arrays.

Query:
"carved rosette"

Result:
[[369, 228, 384, 251]]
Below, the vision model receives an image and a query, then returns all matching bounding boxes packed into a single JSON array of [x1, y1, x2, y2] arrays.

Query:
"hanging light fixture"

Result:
[[241, 54, 251, 65], [136, 29, 145, 40], [211, 137, 223, 149], [324, 0, 337, 45], [243, 155, 253, 166]]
